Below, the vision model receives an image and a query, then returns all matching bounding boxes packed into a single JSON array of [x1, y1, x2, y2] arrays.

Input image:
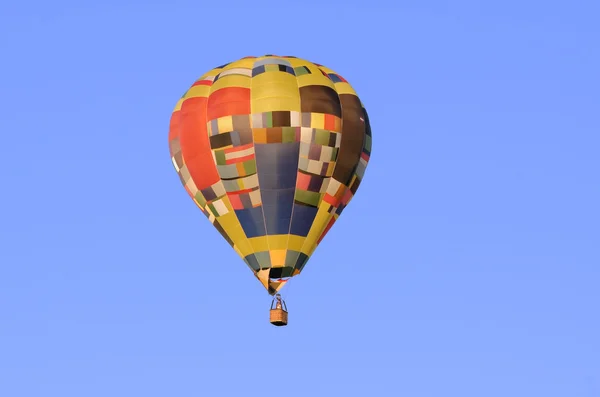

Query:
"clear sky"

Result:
[[1, 1, 599, 396]]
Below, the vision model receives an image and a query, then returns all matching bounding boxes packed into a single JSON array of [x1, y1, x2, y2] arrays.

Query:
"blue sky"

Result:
[[1, 1, 599, 396]]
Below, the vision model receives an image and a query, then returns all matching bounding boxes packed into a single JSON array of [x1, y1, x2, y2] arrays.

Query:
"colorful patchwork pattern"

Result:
[[168, 55, 372, 295]]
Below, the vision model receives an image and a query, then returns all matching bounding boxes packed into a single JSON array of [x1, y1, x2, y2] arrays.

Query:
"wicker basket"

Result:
[[270, 308, 288, 326], [269, 294, 288, 326]]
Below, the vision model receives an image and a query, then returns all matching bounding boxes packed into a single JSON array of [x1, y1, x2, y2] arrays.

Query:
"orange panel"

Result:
[[324, 114, 337, 131], [252, 128, 267, 144], [179, 97, 220, 190], [192, 80, 212, 87], [207, 87, 251, 120], [228, 194, 243, 210], [168, 109, 181, 141], [323, 193, 339, 207], [296, 172, 311, 190]]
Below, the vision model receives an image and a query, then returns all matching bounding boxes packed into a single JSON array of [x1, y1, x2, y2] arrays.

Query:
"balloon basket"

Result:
[[269, 294, 288, 326]]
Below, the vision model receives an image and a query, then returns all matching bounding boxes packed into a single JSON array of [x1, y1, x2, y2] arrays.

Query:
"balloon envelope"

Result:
[[168, 55, 372, 294]]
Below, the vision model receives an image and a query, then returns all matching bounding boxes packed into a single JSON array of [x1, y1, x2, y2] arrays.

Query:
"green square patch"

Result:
[[294, 66, 310, 76], [243, 159, 257, 175], [264, 112, 273, 128], [282, 127, 296, 143], [295, 189, 321, 207], [214, 149, 227, 165], [194, 191, 207, 207], [314, 129, 330, 146]]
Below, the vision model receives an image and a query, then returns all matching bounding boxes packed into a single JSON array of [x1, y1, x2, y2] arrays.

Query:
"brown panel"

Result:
[[266, 127, 283, 143], [299, 85, 342, 117], [332, 94, 366, 185], [209, 132, 232, 149], [238, 128, 254, 145], [272, 111, 291, 127]]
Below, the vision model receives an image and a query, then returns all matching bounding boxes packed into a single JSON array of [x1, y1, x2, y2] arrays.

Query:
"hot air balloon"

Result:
[[168, 55, 372, 326]]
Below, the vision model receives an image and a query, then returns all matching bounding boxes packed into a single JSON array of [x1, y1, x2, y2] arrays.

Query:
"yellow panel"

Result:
[[252, 96, 300, 113], [310, 113, 325, 129], [266, 234, 289, 250], [270, 250, 286, 267], [287, 235, 306, 251], [248, 236, 270, 252], [296, 73, 335, 89], [217, 212, 246, 243], [184, 85, 211, 99], [334, 82, 357, 96], [242, 234, 308, 252], [217, 116, 234, 133], [253, 82, 298, 98], [251, 69, 301, 113], [235, 237, 255, 257], [211, 75, 251, 91]]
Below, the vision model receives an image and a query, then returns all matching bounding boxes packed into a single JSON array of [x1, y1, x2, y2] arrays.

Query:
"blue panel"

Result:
[[255, 143, 300, 235], [258, 172, 297, 190], [294, 253, 310, 272], [251, 65, 266, 77], [244, 254, 260, 271], [328, 73, 343, 83], [254, 143, 298, 166], [262, 188, 295, 234], [290, 204, 318, 237], [234, 207, 266, 238], [255, 142, 299, 189]]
